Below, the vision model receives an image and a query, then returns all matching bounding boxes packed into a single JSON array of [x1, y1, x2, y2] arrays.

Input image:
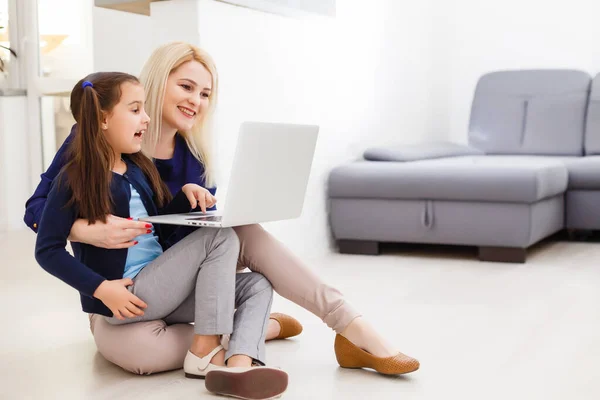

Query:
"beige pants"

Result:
[[90, 224, 360, 375]]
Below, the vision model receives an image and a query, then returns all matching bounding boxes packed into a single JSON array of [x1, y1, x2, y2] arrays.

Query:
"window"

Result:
[[0, 0, 13, 84], [1, 0, 93, 194], [38, 0, 93, 80], [36, 0, 92, 164]]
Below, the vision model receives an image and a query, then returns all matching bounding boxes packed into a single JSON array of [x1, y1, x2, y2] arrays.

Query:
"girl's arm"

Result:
[[158, 184, 217, 215], [157, 184, 217, 246], [35, 178, 148, 319], [34, 177, 106, 297]]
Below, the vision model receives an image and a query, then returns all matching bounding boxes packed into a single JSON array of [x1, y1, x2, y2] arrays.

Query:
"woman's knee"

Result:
[[90, 315, 193, 375], [233, 223, 264, 243]]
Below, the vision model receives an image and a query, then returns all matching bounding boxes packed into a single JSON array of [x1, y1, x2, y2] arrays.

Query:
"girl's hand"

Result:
[[69, 215, 151, 249], [93, 279, 148, 320], [182, 184, 217, 213]]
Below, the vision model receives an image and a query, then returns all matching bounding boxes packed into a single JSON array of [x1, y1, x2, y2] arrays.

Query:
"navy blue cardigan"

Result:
[[34, 157, 192, 317], [24, 125, 216, 234]]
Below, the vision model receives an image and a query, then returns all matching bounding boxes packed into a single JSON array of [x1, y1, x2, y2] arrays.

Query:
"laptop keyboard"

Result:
[[186, 216, 223, 222]]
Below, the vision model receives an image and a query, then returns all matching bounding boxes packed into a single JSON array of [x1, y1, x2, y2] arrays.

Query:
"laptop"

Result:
[[140, 121, 319, 228]]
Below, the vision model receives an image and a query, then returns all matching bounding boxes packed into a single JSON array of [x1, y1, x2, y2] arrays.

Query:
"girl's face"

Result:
[[103, 82, 150, 155], [162, 60, 213, 134]]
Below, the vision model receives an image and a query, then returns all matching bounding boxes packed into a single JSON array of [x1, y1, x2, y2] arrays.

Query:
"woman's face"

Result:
[[162, 60, 213, 133]]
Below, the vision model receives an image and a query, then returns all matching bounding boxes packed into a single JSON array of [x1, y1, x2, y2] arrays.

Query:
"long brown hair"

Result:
[[64, 72, 171, 223]]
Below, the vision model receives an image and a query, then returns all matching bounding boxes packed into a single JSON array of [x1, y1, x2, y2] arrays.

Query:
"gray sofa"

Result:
[[328, 70, 600, 263]]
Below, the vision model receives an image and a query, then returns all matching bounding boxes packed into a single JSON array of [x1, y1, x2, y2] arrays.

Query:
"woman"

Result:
[[24, 42, 419, 376]]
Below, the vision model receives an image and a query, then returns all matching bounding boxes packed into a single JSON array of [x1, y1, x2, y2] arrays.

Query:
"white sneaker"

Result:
[[183, 345, 228, 379]]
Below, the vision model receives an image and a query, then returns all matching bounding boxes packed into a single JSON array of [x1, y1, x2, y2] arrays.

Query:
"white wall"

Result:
[[433, 0, 600, 143], [92, 0, 438, 258], [192, 0, 437, 258], [90, 0, 600, 258], [92, 6, 153, 74]]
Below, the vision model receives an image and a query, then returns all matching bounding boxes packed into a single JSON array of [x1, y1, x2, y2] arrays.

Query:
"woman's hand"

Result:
[[69, 215, 150, 249], [93, 279, 148, 320], [182, 184, 217, 213]]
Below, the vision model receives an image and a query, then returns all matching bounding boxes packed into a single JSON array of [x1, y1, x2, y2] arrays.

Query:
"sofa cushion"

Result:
[[329, 156, 568, 203], [561, 156, 600, 189], [363, 142, 484, 162], [468, 70, 591, 156], [466, 155, 600, 190]]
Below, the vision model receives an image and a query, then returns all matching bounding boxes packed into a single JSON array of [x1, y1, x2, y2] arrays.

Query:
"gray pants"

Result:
[[106, 227, 273, 363]]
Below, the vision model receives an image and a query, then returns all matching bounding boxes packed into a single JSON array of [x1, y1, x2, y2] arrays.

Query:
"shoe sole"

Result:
[[205, 369, 288, 400], [339, 364, 420, 374], [184, 372, 206, 380]]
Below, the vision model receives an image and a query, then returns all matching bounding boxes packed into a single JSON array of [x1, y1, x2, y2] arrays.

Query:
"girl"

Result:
[[34, 72, 288, 399], [26, 43, 419, 376]]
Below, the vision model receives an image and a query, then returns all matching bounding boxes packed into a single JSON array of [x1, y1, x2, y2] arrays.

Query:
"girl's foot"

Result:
[[265, 313, 303, 341], [205, 366, 288, 400], [184, 345, 227, 379], [190, 334, 225, 364]]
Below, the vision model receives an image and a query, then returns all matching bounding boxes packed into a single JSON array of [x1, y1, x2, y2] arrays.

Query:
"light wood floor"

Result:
[[2, 229, 600, 399]]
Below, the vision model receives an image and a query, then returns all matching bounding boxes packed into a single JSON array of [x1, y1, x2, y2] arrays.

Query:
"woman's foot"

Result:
[[205, 366, 288, 400], [335, 316, 419, 375], [339, 316, 398, 358], [334, 334, 419, 375], [265, 313, 303, 341]]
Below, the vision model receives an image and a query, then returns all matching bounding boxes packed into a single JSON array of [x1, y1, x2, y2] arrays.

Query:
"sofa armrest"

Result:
[[363, 141, 484, 162]]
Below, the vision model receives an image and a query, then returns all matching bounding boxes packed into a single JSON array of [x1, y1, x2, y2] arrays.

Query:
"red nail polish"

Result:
[[145, 224, 152, 228], [134, 241, 139, 245], [146, 229, 152, 234], [127, 217, 133, 220]]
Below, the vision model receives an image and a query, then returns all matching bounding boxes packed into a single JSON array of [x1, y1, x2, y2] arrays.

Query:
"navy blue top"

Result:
[[34, 157, 193, 316], [24, 124, 217, 238]]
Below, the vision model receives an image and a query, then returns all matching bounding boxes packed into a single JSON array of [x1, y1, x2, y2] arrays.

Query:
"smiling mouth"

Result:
[[134, 129, 145, 138], [178, 106, 196, 117]]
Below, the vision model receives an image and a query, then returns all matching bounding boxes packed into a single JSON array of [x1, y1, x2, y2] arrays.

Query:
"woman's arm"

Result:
[[24, 126, 75, 232], [69, 216, 149, 249]]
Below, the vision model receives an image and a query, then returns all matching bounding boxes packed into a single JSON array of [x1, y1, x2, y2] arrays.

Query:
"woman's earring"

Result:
[[102, 124, 108, 130]]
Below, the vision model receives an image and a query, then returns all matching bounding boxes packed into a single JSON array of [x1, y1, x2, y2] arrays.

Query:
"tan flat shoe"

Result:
[[269, 313, 303, 340], [334, 334, 420, 375]]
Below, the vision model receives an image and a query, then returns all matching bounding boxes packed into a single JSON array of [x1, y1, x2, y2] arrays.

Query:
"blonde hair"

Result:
[[139, 42, 218, 187]]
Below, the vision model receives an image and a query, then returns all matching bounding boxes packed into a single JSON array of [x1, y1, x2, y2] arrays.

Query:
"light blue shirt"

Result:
[[123, 185, 164, 279]]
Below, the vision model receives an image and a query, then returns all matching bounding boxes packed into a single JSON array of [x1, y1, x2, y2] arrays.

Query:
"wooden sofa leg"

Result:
[[338, 240, 380, 255], [478, 246, 526, 263]]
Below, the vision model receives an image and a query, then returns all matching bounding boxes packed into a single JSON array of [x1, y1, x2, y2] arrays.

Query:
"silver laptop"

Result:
[[141, 121, 319, 228]]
